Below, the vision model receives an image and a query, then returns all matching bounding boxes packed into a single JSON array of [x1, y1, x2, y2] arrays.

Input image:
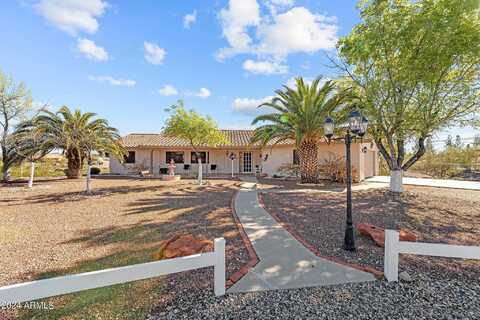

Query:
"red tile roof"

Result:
[[122, 130, 294, 148]]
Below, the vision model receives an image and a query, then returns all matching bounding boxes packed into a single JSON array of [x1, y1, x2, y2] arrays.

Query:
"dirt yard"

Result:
[[0, 178, 247, 319], [259, 179, 480, 281]]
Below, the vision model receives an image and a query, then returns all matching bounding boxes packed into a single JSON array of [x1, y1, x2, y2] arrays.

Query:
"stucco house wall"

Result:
[[109, 131, 379, 181], [260, 145, 294, 176]]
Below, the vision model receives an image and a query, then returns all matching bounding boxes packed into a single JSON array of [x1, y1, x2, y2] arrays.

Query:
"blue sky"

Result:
[[1, 0, 477, 148]]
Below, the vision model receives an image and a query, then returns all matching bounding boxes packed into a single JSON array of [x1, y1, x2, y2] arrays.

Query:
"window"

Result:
[[293, 149, 299, 165], [191, 151, 208, 164], [124, 151, 135, 164], [166, 151, 184, 164]]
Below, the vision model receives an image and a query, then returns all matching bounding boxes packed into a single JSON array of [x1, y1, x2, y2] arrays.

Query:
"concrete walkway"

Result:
[[228, 177, 375, 293], [366, 176, 480, 191]]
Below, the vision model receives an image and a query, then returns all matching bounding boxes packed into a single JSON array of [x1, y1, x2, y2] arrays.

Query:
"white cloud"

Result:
[[256, 7, 338, 58], [76, 38, 108, 61], [265, 0, 295, 15], [301, 61, 310, 70], [88, 75, 136, 87], [268, 0, 295, 6], [195, 88, 211, 98], [216, 1, 338, 73], [232, 96, 274, 116], [35, 0, 108, 36], [217, 0, 260, 60], [144, 41, 166, 65], [243, 59, 288, 75], [158, 85, 178, 96], [184, 10, 197, 29]]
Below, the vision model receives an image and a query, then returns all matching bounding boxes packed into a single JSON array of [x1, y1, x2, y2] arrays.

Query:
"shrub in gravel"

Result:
[[89, 167, 101, 175]]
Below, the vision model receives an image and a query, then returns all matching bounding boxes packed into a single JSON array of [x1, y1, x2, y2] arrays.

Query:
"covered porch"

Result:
[[111, 147, 263, 177]]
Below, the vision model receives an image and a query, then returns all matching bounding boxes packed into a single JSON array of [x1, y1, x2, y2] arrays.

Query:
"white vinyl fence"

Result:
[[0, 238, 225, 307], [384, 230, 480, 282]]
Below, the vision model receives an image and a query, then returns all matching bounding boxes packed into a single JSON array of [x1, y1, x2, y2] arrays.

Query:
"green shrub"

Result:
[[318, 154, 359, 183], [90, 167, 101, 175], [409, 146, 479, 178]]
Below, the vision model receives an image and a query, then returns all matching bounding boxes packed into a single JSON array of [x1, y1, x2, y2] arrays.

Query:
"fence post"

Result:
[[384, 230, 399, 282], [214, 238, 225, 296]]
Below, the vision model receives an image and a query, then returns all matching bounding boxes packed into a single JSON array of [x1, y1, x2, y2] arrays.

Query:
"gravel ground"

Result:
[[259, 180, 480, 281], [147, 181, 480, 320], [149, 271, 480, 319], [0, 178, 248, 319]]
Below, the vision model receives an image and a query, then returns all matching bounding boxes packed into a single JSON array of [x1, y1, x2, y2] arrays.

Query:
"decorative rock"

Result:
[[357, 223, 385, 247], [152, 235, 213, 260], [399, 229, 417, 242], [399, 271, 413, 282], [357, 223, 418, 247]]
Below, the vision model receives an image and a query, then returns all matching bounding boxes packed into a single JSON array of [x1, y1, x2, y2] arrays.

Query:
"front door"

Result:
[[241, 152, 252, 173]]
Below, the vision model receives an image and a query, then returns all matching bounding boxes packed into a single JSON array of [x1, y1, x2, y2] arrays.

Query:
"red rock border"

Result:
[[226, 189, 260, 288], [257, 192, 384, 279]]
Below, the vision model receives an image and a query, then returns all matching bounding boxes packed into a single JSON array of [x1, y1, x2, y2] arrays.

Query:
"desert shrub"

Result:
[[409, 146, 479, 178], [2, 158, 67, 178], [318, 154, 359, 183], [277, 163, 300, 177], [90, 167, 101, 175]]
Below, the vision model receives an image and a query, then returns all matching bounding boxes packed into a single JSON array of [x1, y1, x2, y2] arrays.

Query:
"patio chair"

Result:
[[183, 164, 190, 177], [210, 164, 217, 176]]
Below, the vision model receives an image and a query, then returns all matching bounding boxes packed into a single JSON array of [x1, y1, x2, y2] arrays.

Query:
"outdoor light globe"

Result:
[[324, 116, 334, 139], [358, 116, 369, 137], [349, 110, 362, 134]]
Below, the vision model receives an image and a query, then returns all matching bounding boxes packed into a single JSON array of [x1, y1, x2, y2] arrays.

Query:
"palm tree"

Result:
[[251, 77, 348, 184], [32, 106, 126, 179], [11, 119, 52, 187]]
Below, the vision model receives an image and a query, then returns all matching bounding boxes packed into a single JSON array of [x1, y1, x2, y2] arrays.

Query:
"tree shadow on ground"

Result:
[[262, 187, 480, 281], [13, 182, 249, 319]]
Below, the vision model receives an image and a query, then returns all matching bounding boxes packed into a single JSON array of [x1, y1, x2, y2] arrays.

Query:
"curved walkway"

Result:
[[228, 177, 375, 293]]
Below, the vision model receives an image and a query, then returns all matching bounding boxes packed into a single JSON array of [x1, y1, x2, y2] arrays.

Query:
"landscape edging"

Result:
[[257, 192, 384, 279], [226, 189, 260, 288]]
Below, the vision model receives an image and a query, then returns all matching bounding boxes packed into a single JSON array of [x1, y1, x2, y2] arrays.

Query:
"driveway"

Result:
[[366, 176, 480, 191]]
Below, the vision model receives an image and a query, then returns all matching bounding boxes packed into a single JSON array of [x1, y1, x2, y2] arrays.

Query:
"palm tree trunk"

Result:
[[299, 139, 319, 184], [66, 148, 83, 179]]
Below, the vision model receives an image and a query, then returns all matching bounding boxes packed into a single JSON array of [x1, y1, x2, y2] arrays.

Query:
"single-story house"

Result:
[[109, 130, 379, 181]]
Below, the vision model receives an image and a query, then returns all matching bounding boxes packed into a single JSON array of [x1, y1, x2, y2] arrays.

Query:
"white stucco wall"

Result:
[[259, 142, 379, 180], [109, 143, 379, 180], [260, 146, 295, 176]]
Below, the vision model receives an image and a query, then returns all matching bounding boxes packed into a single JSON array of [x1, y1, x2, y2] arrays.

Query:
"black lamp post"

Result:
[[324, 110, 369, 252]]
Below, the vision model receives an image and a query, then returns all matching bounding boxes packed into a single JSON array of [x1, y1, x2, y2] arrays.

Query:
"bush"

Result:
[[277, 164, 300, 177], [409, 147, 479, 178], [318, 154, 359, 183], [90, 167, 101, 175]]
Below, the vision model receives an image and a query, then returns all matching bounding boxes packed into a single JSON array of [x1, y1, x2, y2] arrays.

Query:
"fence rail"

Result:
[[0, 238, 225, 306], [384, 230, 480, 282]]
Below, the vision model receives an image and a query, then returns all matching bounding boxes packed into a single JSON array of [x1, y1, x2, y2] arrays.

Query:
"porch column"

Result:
[[150, 150, 154, 174]]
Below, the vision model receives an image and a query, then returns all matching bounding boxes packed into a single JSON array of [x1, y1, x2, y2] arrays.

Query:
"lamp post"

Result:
[[324, 110, 369, 252]]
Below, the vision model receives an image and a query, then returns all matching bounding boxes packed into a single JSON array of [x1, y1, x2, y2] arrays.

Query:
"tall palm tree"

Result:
[[251, 77, 348, 183], [32, 106, 126, 179]]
